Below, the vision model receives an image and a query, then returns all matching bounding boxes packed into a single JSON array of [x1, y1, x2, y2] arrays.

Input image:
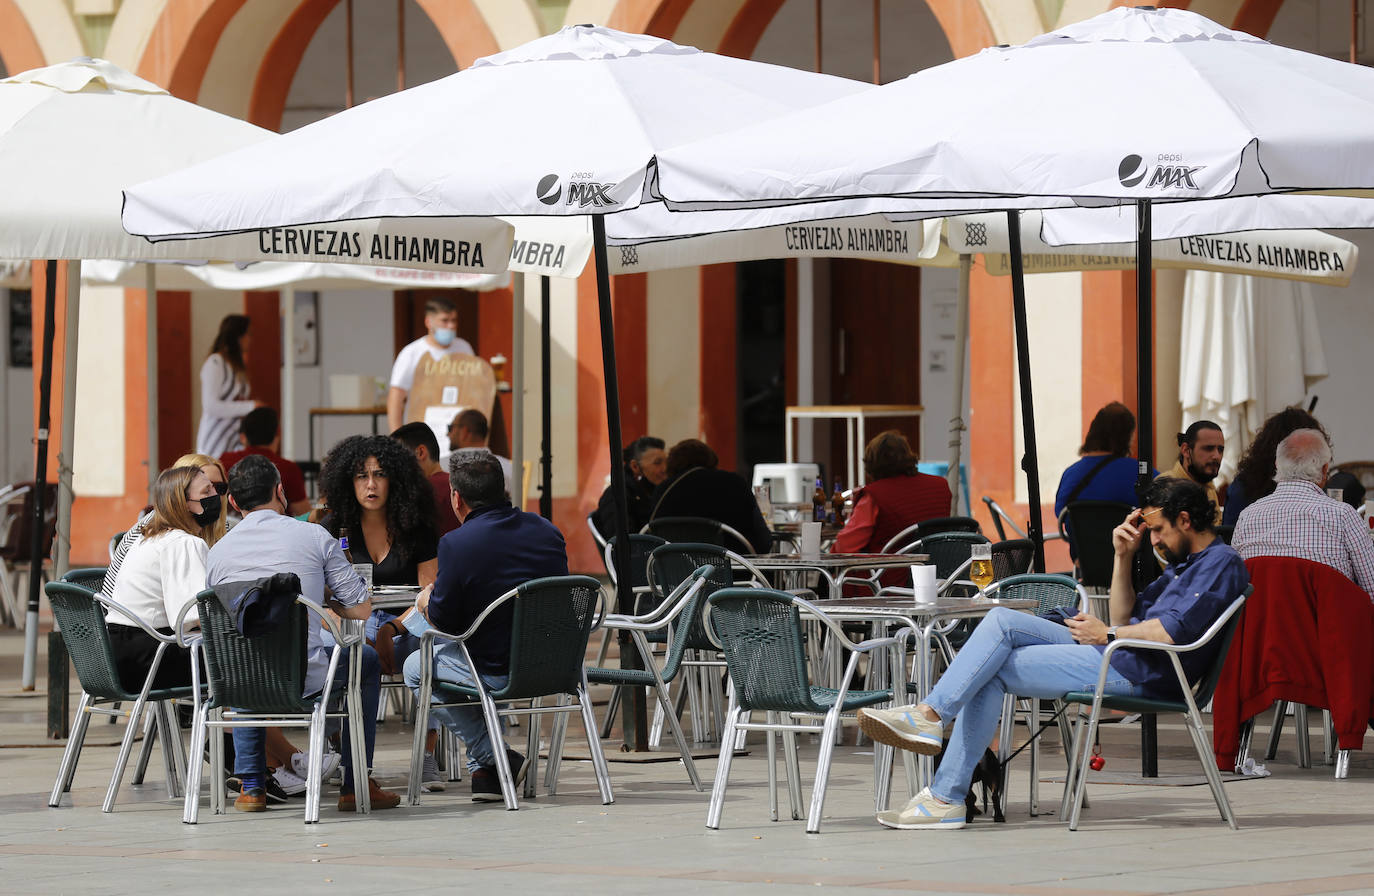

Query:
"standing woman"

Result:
[[106, 466, 220, 691], [197, 314, 260, 457]]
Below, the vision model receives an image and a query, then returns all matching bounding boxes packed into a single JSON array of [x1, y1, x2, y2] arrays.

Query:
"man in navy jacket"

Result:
[[404, 450, 568, 801]]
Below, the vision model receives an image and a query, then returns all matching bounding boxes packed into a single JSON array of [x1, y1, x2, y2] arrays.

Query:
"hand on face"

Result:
[[1112, 508, 1148, 557]]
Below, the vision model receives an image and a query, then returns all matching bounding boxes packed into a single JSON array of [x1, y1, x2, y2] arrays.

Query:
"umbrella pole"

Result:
[[146, 264, 158, 491], [22, 260, 57, 690], [1135, 197, 1160, 780], [591, 215, 647, 751], [1005, 212, 1046, 573], [1135, 198, 1154, 489], [282, 286, 295, 460], [539, 275, 553, 521], [946, 254, 971, 516], [512, 275, 524, 508]]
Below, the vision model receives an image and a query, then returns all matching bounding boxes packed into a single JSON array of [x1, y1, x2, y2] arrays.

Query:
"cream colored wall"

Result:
[[71, 285, 125, 496], [646, 267, 701, 445], [674, 0, 745, 50], [1013, 272, 1082, 506], [562, 0, 613, 28], [12, 0, 82, 61], [471, 0, 544, 47], [195, 1, 294, 118]]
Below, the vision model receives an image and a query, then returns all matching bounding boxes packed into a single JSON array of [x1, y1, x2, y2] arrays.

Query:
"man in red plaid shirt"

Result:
[[1233, 428, 1374, 598]]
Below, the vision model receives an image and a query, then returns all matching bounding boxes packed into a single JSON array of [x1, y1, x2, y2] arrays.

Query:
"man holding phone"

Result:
[[857, 477, 1247, 830]]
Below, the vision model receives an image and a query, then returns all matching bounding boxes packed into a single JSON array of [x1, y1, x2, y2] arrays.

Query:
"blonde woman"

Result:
[[104, 453, 227, 600], [105, 466, 219, 692]]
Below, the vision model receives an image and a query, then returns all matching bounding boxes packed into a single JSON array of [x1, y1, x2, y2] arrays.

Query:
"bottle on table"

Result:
[[830, 481, 845, 526], [339, 526, 373, 593], [812, 477, 827, 522]]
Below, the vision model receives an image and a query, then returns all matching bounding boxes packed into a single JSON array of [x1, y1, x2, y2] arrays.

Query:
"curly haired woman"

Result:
[[319, 434, 444, 790]]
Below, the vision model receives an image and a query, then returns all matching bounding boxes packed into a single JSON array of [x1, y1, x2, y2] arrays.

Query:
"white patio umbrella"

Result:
[[653, 5, 1374, 571], [1179, 272, 1328, 487], [123, 24, 909, 748], [0, 58, 515, 690]]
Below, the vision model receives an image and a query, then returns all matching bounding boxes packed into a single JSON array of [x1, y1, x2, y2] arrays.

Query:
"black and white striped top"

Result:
[[196, 353, 254, 458]]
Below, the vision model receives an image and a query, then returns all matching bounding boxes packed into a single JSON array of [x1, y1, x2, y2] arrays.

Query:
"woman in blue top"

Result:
[[1055, 401, 1155, 518]]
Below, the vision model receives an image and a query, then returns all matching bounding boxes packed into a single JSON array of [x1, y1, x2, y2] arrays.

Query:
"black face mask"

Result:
[[192, 493, 222, 526]]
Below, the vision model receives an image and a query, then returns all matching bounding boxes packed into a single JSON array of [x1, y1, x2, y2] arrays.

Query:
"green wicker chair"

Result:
[[183, 585, 370, 824], [45, 577, 194, 813], [577, 565, 717, 790], [1059, 588, 1251, 830], [704, 587, 900, 833], [406, 575, 612, 810], [642, 516, 754, 553], [594, 535, 667, 731]]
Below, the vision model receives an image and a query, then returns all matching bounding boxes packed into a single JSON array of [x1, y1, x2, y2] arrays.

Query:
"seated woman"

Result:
[[834, 430, 952, 555], [319, 434, 443, 790], [105, 466, 220, 692], [1222, 407, 1327, 526], [1054, 402, 1154, 519], [647, 438, 772, 553]]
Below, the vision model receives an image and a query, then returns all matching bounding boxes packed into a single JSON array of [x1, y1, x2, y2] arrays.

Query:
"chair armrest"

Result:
[[99, 593, 186, 646], [848, 635, 904, 654], [297, 596, 362, 647], [724, 550, 772, 587]]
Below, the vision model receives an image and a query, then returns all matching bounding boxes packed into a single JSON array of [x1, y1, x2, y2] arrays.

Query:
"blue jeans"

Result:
[[368, 610, 438, 732], [404, 643, 510, 772], [923, 607, 1145, 804], [232, 642, 380, 793]]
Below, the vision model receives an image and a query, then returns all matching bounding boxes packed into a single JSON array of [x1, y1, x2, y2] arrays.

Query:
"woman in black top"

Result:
[[319, 435, 438, 664]]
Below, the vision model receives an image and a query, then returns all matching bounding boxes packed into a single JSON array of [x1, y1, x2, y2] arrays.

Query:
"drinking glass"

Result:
[[969, 543, 994, 592]]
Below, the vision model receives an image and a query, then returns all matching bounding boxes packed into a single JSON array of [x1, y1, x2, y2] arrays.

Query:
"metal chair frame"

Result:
[[0, 484, 33, 626], [703, 588, 900, 833], [405, 575, 614, 810], [1060, 591, 1250, 830], [181, 590, 371, 824], [46, 577, 193, 813], [641, 516, 754, 554]]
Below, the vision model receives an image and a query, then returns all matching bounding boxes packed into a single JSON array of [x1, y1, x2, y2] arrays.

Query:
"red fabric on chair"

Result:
[[1212, 556, 1374, 770]]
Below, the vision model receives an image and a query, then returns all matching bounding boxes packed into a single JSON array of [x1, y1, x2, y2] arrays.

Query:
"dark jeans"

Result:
[[232, 643, 380, 792]]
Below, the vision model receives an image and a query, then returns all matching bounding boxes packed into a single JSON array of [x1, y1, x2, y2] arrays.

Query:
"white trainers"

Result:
[[272, 765, 308, 797], [876, 787, 967, 830], [290, 750, 342, 784], [421, 752, 445, 792], [857, 706, 946, 755]]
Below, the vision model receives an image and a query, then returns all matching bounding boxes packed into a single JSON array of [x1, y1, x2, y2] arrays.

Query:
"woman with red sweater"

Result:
[[834, 430, 952, 555]]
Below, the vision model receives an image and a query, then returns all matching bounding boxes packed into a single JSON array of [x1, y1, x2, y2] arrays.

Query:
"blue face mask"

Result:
[[433, 327, 456, 347]]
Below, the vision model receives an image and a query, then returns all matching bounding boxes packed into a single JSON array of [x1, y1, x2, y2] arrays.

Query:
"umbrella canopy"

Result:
[[0, 58, 512, 270], [653, 6, 1374, 208], [947, 211, 1357, 287]]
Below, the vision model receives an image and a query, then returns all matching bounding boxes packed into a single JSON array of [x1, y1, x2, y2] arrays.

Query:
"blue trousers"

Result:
[[232, 642, 380, 792], [923, 607, 1145, 804], [404, 643, 509, 772]]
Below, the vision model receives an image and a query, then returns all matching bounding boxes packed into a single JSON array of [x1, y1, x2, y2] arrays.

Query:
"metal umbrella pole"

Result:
[[22, 260, 57, 690], [539, 275, 553, 521], [1135, 196, 1160, 779], [1005, 211, 1046, 574], [590, 216, 647, 750], [945, 254, 972, 515]]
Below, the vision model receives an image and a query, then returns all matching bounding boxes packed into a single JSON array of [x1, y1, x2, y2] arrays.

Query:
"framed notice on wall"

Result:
[[8, 289, 32, 368]]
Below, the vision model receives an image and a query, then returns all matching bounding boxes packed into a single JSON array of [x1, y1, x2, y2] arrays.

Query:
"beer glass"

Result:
[[969, 543, 994, 592]]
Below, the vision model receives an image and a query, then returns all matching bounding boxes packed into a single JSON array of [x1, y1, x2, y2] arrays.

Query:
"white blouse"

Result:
[[106, 529, 208, 633]]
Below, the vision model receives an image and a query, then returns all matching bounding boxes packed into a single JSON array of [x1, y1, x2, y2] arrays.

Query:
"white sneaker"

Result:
[[876, 787, 967, 830], [290, 750, 342, 783], [272, 766, 308, 797], [421, 752, 445, 793]]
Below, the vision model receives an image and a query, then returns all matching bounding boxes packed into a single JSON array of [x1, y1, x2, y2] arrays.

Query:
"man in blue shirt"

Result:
[[404, 450, 568, 801], [208, 454, 399, 813], [857, 477, 1247, 830]]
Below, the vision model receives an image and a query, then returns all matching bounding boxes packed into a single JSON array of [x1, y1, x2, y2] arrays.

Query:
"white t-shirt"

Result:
[[388, 335, 476, 392], [106, 529, 208, 633]]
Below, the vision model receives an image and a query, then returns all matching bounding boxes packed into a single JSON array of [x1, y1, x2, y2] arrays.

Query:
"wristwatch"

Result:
[[1106, 626, 1118, 644]]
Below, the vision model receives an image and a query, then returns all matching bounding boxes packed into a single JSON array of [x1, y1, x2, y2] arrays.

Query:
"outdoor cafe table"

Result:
[[802, 594, 1038, 797], [368, 586, 423, 613]]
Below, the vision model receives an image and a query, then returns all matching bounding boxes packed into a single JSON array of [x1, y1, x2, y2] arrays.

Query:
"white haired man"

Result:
[[1233, 428, 1374, 599]]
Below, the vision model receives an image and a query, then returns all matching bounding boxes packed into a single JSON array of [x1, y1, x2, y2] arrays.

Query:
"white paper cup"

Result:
[[800, 521, 822, 555], [911, 564, 937, 604]]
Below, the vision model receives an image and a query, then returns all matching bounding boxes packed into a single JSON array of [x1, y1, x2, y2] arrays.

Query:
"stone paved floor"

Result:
[[3, 628, 1374, 895]]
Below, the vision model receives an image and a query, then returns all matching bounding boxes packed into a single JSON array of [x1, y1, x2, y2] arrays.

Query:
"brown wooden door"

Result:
[[827, 260, 922, 484]]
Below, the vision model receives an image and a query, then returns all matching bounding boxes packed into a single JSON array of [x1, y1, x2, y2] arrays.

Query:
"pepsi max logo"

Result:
[[536, 174, 561, 206], [536, 173, 616, 208], [1118, 153, 1204, 191]]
